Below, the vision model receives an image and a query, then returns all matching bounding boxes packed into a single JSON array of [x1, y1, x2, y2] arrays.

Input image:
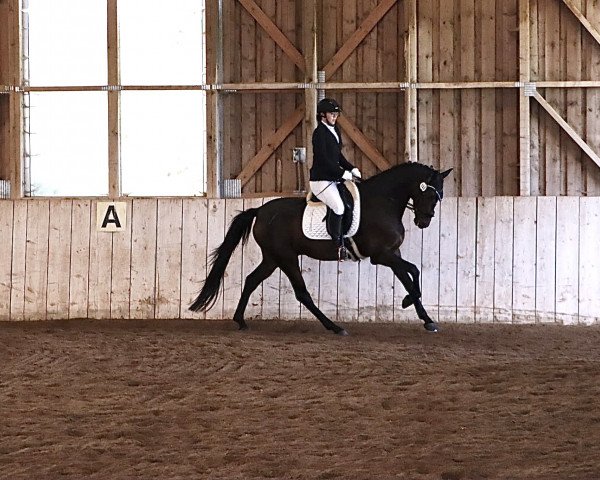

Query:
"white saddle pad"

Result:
[[302, 181, 361, 240]]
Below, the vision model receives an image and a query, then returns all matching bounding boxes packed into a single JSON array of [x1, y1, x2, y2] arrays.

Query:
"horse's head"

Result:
[[410, 168, 453, 228]]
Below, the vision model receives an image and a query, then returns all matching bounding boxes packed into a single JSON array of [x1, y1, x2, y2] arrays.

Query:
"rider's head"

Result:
[[317, 98, 342, 126]]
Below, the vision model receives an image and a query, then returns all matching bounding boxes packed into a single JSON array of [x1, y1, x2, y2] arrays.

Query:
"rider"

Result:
[[309, 98, 361, 261]]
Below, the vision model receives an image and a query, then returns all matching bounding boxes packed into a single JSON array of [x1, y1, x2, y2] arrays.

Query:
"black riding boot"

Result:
[[328, 213, 348, 261]]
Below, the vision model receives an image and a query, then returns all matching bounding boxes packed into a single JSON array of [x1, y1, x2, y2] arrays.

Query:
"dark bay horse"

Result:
[[190, 162, 452, 335]]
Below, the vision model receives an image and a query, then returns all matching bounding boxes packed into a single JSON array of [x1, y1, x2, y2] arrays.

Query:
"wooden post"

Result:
[[0, 4, 8, 186], [206, 0, 223, 198], [8, 0, 22, 198], [107, 0, 121, 198], [404, 0, 418, 163], [519, 0, 531, 196], [460, 0, 477, 196], [303, 0, 317, 178], [480, 0, 496, 197]]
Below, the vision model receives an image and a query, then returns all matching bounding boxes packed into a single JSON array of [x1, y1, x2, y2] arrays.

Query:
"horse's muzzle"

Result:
[[414, 216, 432, 229]]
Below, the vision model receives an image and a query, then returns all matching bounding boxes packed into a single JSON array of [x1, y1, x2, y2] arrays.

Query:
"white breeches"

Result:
[[309, 181, 344, 215]]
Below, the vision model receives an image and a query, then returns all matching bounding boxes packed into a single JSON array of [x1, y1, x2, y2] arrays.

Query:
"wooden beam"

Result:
[[519, 0, 531, 196], [107, 0, 120, 198], [537, 81, 600, 88], [303, 0, 318, 191], [561, 0, 600, 48], [322, 0, 397, 80], [415, 81, 516, 89], [206, 0, 223, 198], [0, 1, 10, 186], [238, 0, 305, 73], [534, 91, 600, 169], [404, 0, 418, 163], [21, 80, 600, 93], [237, 106, 304, 187], [337, 115, 391, 172], [8, 0, 22, 198]]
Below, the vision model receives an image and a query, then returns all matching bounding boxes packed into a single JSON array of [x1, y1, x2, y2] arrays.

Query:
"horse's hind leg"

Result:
[[278, 257, 348, 336], [233, 257, 277, 330]]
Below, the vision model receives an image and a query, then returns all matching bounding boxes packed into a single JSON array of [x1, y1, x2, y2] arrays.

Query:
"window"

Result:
[[121, 91, 206, 196], [119, 0, 204, 85], [25, 0, 206, 197], [29, 92, 108, 196], [28, 0, 107, 86]]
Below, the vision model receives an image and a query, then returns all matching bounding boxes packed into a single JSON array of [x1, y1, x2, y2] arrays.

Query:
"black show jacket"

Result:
[[309, 121, 355, 181]]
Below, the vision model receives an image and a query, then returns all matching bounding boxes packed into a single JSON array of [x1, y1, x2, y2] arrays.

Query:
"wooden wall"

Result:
[[2, 0, 600, 198], [530, 0, 600, 196], [1, 197, 599, 325], [220, 0, 307, 194], [414, 0, 521, 197], [220, 0, 410, 195], [217, 0, 600, 197]]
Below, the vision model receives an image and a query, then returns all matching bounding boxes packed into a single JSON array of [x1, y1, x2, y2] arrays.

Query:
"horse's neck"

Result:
[[362, 171, 411, 207], [357, 181, 408, 229]]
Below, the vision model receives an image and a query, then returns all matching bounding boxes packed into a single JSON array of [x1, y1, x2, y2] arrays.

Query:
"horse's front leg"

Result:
[[371, 251, 438, 332], [398, 257, 421, 309]]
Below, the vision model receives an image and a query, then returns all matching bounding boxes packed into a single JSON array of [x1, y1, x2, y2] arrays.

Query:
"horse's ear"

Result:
[[440, 168, 453, 179]]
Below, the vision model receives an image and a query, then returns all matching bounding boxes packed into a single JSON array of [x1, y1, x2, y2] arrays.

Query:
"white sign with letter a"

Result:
[[97, 201, 127, 232]]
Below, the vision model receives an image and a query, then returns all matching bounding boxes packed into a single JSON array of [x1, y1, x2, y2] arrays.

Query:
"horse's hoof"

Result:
[[236, 323, 249, 331], [336, 329, 349, 336], [423, 322, 439, 333], [402, 295, 414, 309]]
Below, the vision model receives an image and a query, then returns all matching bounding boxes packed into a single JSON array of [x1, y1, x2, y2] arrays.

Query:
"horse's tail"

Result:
[[189, 208, 259, 312]]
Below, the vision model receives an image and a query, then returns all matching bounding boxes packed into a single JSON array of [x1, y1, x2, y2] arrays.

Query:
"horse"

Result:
[[190, 162, 452, 335]]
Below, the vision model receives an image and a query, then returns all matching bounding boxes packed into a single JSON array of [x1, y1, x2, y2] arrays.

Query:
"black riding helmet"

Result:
[[317, 98, 342, 115]]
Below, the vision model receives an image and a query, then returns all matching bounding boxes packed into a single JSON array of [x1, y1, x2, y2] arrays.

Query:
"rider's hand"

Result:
[[351, 168, 362, 179], [341, 170, 353, 181]]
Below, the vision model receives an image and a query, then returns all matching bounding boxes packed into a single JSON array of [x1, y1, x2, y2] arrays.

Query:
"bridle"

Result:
[[406, 181, 443, 215]]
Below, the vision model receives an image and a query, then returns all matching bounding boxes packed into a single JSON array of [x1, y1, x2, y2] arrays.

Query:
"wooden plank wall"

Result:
[[331, 0, 406, 182], [221, 0, 408, 195], [221, 0, 305, 195], [532, 0, 600, 195], [415, 0, 520, 197], [1, 197, 599, 325], [216, 0, 600, 198]]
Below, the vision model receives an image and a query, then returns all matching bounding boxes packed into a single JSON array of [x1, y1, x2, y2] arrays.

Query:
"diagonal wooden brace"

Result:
[[238, 0, 306, 73], [237, 106, 305, 187]]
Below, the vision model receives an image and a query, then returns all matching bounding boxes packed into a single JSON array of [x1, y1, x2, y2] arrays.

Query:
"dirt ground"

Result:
[[1, 318, 600, 480]]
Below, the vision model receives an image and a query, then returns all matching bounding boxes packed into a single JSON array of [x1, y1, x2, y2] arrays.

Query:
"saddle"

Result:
[[302, 181, 363, 259]]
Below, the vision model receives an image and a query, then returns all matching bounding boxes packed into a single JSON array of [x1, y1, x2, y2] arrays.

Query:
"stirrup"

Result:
[[338, 246, 349, 262]]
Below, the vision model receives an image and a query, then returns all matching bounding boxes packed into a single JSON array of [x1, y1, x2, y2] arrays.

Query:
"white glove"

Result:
[[341, 170, 353, 181], [351, 168, 362, 179]]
